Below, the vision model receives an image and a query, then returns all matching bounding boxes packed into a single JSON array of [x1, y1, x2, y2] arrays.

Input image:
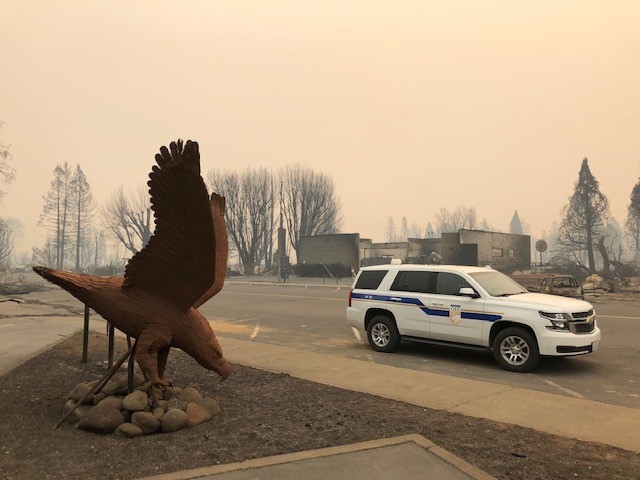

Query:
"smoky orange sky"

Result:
[[1, 1, 639, 256]]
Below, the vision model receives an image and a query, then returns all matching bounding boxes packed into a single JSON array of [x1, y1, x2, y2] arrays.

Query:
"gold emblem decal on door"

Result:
[[450, 305, 462, 325]]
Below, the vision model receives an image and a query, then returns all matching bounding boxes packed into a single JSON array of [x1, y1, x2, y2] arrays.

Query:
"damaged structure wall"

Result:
[[299, 234, 360, 268], [299, 230, 530, 273]]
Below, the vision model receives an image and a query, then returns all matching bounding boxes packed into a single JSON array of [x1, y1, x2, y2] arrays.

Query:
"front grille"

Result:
[[570, 322, 595, 334], [571, 309, 594, 319]]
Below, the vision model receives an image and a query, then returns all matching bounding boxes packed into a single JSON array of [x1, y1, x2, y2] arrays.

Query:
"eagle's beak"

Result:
[[214, 359, 231, 381]]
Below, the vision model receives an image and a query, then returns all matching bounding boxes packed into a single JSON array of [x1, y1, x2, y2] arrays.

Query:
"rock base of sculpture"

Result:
[[62, 374, 220, 437]]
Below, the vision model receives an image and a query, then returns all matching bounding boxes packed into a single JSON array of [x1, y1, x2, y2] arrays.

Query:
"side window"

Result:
[[434, 272, 472, 296], [354, 270, 388, 290], [390, 271, 434, 294]]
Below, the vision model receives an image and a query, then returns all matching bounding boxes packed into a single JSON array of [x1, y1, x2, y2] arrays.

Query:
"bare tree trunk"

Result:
[[596, 237, 610, 276]]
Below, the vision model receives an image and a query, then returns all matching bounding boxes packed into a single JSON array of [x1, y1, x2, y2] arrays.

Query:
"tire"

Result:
[[366, 315, 400, 353], [492, 327, 540, 372]]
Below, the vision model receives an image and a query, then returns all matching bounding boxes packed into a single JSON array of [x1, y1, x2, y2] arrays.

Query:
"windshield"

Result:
[[469, 271, 528, 297]]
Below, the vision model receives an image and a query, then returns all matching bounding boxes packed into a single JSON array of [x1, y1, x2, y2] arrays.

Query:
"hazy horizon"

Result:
[[1, 1, 639, 258]]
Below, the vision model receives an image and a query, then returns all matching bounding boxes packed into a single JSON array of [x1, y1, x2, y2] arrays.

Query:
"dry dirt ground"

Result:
[[1, 332, 639, 480]]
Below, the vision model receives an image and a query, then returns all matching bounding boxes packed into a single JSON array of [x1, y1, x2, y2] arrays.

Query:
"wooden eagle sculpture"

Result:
[[33, 139, 231, 386]]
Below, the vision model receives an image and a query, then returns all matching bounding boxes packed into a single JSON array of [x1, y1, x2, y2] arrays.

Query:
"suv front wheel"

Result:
[[492, 327, 540, 372], [367, 315, 400, 353]]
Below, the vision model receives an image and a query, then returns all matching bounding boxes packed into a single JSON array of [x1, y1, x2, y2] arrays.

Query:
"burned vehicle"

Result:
[[538, 274, 584, 299]]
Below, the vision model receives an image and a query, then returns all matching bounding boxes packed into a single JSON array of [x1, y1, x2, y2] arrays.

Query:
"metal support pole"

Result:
[[54, 343, 135, 429], [127, 338, 139, 394], [108, 323, 115, 369], [82, 304, 90, 363]]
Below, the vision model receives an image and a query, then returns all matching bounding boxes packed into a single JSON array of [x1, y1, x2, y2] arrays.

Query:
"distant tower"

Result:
[[276, 182, 288, 279], [510, 210, 524, 235]]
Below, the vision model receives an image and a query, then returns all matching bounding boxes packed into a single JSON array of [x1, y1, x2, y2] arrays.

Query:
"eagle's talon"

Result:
[[143, 378, 172, 390]]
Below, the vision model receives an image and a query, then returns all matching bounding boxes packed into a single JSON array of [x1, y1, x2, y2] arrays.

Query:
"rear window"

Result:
[[354, 270, 388, 290], [390, 271, 434, 293]]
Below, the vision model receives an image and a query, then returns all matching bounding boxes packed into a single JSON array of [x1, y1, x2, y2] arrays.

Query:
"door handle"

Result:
[[432, 303, 444, 306], [390, 297, 402, 302]]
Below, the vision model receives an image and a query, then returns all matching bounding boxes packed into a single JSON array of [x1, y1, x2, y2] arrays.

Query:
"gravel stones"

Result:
[[64, 375, 219, 438]]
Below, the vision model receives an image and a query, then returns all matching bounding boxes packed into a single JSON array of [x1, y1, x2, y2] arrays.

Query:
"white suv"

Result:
[[346, 264, 600, 372]]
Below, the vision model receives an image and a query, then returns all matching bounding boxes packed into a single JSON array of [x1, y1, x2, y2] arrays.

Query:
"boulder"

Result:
[[131, 411, 161, 434], [62, 400, 92, 423], [78, 406, 124, 434], [153, 408, 165, 421], [114, 423, 144, 439], [197, 397, 221, 418], [186, 402, 211, 426], [98, 396, 124, 411], [178, 386, 203, 403], [166, 397, 187, 412], [164, 386, 182, 399], [67, 383, 94, 404], [122, 390, 148, 412], [101, 380, 119, 397], [116, 373, 144, 390], [161, 408, 188, 433]]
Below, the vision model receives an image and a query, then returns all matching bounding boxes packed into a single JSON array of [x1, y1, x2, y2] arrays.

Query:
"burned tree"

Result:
[[433, 205, 477, 233], [207, 167, 275, 275], [0, 122, 14, 203], [101, 186, 152, 256], [38, 163, 73, 269], [557, 158, 610, 273], [69, 165, 96, 271], [627, 176, 640, 253], [279, 164, 342, 261]]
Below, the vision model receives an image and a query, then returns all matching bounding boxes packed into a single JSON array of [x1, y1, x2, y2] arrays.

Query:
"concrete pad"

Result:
[[138, 435, 494, 480], [223, 338, 512, 410], [451, 387, 640, 452]]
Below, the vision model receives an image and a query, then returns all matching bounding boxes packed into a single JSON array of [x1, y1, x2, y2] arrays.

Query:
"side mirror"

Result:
[[460, 287, 480, 298]]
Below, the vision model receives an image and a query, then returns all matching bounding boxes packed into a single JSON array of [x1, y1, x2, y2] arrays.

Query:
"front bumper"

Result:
[[537, 326, 601, 356]]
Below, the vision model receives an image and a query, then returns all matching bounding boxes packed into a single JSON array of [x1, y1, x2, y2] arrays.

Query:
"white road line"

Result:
[[539, 378, 586, 399], [597, 314, 640, 320], [249, 320, 260, 340], [223, 291, 345, 301], [352, 327, 363, 344]]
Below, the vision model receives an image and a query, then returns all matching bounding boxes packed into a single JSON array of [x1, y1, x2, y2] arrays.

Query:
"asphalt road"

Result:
[[2, 275, 639, 409], [202, 281, 640, 409]]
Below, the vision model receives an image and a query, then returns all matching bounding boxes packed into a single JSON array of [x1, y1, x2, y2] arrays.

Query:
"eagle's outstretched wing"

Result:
[[192, 192, 228, 309], [122, 140, 220, 311]]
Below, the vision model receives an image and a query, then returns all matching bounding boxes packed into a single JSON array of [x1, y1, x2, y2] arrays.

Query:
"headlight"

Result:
[[540, 311, 571, 331]]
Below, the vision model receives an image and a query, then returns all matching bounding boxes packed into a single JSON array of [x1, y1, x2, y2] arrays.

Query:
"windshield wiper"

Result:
[[495, 292, 526, 297]]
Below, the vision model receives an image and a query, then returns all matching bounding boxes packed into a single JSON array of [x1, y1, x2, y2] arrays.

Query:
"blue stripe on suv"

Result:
[[352, 292, 502, 322]]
